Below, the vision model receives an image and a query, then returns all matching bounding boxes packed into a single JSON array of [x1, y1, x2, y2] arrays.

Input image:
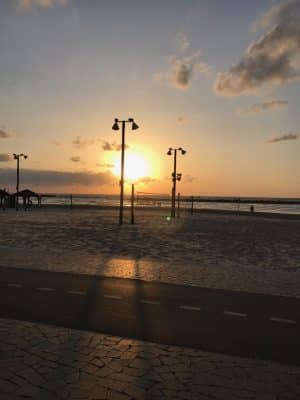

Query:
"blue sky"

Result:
[[0, 0, 299, 196]]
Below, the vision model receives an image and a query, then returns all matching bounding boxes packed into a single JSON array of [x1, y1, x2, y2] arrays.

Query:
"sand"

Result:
[[0, 207, 299, 297]]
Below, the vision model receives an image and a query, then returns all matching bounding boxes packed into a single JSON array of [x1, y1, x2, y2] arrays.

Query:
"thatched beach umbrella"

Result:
[[16, 189, 41, 209]]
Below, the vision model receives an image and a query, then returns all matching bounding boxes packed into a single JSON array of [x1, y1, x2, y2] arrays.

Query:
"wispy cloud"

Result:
[[240, 99, 288, 115], [102, 141, 128, 151], [170, 52, 209, 90], [175, 31, 190, 52], [184, 175, 197, 183], [0, 168, 116, 187], [0, 129, 11, 139], [96, 163, 115, 168], [16, 0, 68, 10], [136, 176, 157, 185], [177, 115, 188, 123], [70, 156, 81, 163], [73, 136, 94, 149], [0, 154, 11, 162], [214, 0, 300, 96], [156, 39, 209, 91], [267, 132, 299, 143]]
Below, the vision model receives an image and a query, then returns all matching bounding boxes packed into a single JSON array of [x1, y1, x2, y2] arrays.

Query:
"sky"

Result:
[[0, 0, 299, 197]]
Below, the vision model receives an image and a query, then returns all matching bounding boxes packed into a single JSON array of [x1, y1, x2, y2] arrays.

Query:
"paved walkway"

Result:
[[1, 318, 300, 399]]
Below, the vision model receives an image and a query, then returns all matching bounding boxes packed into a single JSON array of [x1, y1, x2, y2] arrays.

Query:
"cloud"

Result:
[[240, 99, 288, 115], [70, 156, 81, 163], [254, 0, 300, 31], [102, 141, 128, 151], [156, 51, 209, 90], [170, 52, 209, 90], [214, 0, 300, 96], [184, 175, 197, 183], [17, 0, 68, 10], [177, 115, 188, 123], [0, 129, 11, 139], [0, 168, 116, 187], [136, 176, 157, 185], [73, 136, 94, 149], [175, 32, 190, 52], [267, 132, 299, 143], [0, 154, 11, 162], [96, 163, 115, 168]]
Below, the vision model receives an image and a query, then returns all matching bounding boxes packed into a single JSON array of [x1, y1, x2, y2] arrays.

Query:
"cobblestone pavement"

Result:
[[1, 318, 300, 399]]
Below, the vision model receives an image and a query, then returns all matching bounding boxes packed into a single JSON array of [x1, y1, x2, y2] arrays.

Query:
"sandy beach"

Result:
[[1, 207, 299, 297]]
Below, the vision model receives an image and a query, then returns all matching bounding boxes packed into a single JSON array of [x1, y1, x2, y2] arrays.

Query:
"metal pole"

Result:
[[177, 192, 180, 218], [171, 149, 177, 218], [16, 157, 19, 211], [119, 121, 125, 225], [191, 196, 194, 215], [131, 183, 135, 224], [70, 194, 73, 210]]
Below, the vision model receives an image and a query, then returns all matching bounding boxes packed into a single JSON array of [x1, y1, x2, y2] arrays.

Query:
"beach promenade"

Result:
[[1, 267, 300, 365], [1, 208, 300, 398]]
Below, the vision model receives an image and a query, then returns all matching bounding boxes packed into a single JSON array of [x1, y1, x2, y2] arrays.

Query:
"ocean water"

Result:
[[38, 194, 300, 215]]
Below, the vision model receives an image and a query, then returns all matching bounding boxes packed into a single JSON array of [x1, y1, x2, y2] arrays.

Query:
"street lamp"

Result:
[[13, 153, 28, 211], [167, 147, 186, 218], [112, 118, 139, 225]]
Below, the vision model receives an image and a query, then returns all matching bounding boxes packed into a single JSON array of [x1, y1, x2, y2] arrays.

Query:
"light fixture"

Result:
[[131, 121, 139, 130], [112, 119, 119, 130]]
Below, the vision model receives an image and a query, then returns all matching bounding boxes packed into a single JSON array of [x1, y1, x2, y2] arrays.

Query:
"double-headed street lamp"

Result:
[[167, 147, 186, 218], [112, 118, 139, 225], [13, 153, 28, 211]]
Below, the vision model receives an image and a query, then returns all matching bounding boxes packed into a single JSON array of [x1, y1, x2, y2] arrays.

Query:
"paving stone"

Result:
[[15, 383, 39, 397], [123, 383, 147, 399], [96, 366, 113, 378], [91, 358, 105, 368], [107, 390, 131, 400], [91, 385, 108, 400], [1, 318, 300, 399]]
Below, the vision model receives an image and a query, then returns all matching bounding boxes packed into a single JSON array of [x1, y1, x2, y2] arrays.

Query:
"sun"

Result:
[[112, 152, 150, 181]]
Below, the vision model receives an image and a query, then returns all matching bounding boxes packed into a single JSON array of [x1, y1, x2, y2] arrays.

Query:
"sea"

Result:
[[39, 194, 300, 215]]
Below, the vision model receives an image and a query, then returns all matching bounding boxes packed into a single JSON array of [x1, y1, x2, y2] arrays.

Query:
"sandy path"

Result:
[[1, 208, 299, 297]]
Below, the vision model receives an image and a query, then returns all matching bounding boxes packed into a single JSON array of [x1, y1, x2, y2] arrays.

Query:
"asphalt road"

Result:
[[0, 266, 299, 365]]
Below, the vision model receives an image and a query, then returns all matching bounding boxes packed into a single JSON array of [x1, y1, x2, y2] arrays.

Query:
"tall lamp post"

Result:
[[13, 153, 28, 211], [112, 118, 139, 225], [167, 147, 186, 218]]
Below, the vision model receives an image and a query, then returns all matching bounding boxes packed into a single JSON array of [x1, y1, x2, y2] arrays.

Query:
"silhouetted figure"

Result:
[[0, 189, 9, 211], [250, 205, 254, 213]]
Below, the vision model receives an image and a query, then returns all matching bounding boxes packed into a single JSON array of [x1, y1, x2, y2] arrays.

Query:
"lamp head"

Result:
[[13, 153, 17, 159], [112, 118, 119, 131], [181, 149, 186, 155], [24, 155, 28, 159], [131, 121, 139, 130], [167, 148, 172, 156]]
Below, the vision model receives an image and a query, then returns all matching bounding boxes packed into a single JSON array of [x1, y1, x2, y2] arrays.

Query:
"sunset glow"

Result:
[[0, 1, 299, 197], [112, 152, 150, 182]]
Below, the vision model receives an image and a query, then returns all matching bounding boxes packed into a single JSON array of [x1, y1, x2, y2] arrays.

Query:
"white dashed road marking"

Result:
[[37, 287, 54, 292], [7, 283, 22, 288], [140, 300, 160, 305], [270, 317, 296, 325], [224, 311, 247, 318], [103, 294, 122, 300], [67, 290, 86, 296], [179, 305, 201, 311]]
